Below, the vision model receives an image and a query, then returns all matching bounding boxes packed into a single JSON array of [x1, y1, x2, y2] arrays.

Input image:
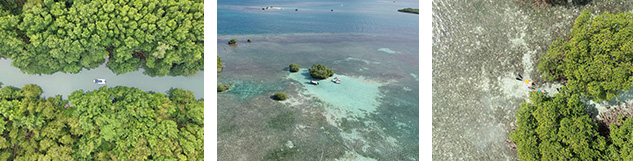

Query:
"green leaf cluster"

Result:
[[0, 84, 204, 160], [289, 63, 300, 72], [228, 39, 236, 45], [217, 56, 222, 72], [273, 92, 287, 100], [538, 10, 633, 102], [511, 90, 607, 160], [512, 89, 633, 160], [217, 83, 232, 92], [308, 64, 334, 79], [515, 10, 633, 161], [0, 0, 204, 76]]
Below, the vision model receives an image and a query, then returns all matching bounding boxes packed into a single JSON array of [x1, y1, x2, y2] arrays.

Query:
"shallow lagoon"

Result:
[[218, 0, 419, 156], [218, 33, 418, 160]]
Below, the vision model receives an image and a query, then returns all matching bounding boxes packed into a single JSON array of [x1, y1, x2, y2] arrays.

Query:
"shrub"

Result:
[[273, 92, 288, 100], [217, 56, 223, 72], [537, 10, 633, 102], [289, 64, 301, 72], [218, 83, 232, 92], [22, 84, 42, 99], [247, 39, 252, 43], [309, 64, 334, 79], [228, 39, 237, 45]]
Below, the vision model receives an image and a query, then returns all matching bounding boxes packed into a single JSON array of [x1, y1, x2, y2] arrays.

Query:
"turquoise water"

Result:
[[218, 0, 418, 160]]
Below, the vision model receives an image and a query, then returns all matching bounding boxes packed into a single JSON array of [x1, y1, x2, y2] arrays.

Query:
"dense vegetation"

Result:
[[0, 84, 203, 160], [217, 56, 222, 72], [510, 90, 607, 160], [217, 83, 232, 92], [397, 8, 418, 14], [0, 0, 204, 76], [512, 10, 633, 160], [228, 39, 236, 45], [308, 64, 334, 79], [273, 92, 287, 100], [288, 63, 300, 72], [538, 10, 633, 102]]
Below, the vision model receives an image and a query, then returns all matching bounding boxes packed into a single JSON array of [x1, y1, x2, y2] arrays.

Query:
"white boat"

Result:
[[310, 80, 319, 85], [94, 78, 106, 84], [332, 77, 341, 84]]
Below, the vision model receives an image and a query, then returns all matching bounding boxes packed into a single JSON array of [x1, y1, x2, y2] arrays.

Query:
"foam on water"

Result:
[[378, 48, 397, 54]]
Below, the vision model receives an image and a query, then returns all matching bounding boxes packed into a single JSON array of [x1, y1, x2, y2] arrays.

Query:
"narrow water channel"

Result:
[[0, 59, 204, 99]]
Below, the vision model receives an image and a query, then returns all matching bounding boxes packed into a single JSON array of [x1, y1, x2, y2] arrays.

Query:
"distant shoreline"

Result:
[[398, 8, 419, 14]]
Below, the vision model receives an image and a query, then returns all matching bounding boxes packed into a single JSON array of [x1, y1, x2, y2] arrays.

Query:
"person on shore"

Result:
[[525, 80, 535, 89], [516, 73, 537, 90]]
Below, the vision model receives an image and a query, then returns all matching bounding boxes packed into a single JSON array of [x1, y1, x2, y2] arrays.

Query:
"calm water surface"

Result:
[[433, 0, 632, 160], [0, 59, 204, 99], [218, 0, 418, 160]]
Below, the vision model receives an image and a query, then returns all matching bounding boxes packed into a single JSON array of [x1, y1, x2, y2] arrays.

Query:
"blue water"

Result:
[[218, 0, 419, 36], [218, 0, 418, 160]]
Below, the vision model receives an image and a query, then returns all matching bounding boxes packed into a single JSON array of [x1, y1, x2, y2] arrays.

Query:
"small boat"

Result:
[[94, 78, 106, 84], [332, 77, 341, 84], [310, 80, 319, 85]]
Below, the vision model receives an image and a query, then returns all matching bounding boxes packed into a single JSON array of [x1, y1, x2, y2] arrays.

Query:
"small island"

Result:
[[397, 8, 419, 14], [273, 92, 288, 100], [228, 39, 237, 45], [289, 64, 301, 72], [309, 64, 334, 79], [218, 56, 223, 72], [218, 83, 233, 92]]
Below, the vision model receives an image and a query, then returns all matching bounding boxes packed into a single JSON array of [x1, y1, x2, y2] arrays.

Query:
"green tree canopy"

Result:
[[0, 84, 203, 160], [309, 64, 334, 79], [289, 63, 300, 72], [538, 10, 633, 102], [273, 92, 288, 100], [0, 0, 204, 77], [217, 56, 222, 72], [511, 91, 606, 160], [515, 10, 633, 161]]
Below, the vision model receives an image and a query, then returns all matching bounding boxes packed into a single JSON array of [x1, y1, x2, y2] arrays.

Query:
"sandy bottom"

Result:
[[286, 69, 411, 160], [217, 33, 418, 160], [287, 69, 383, 120]]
